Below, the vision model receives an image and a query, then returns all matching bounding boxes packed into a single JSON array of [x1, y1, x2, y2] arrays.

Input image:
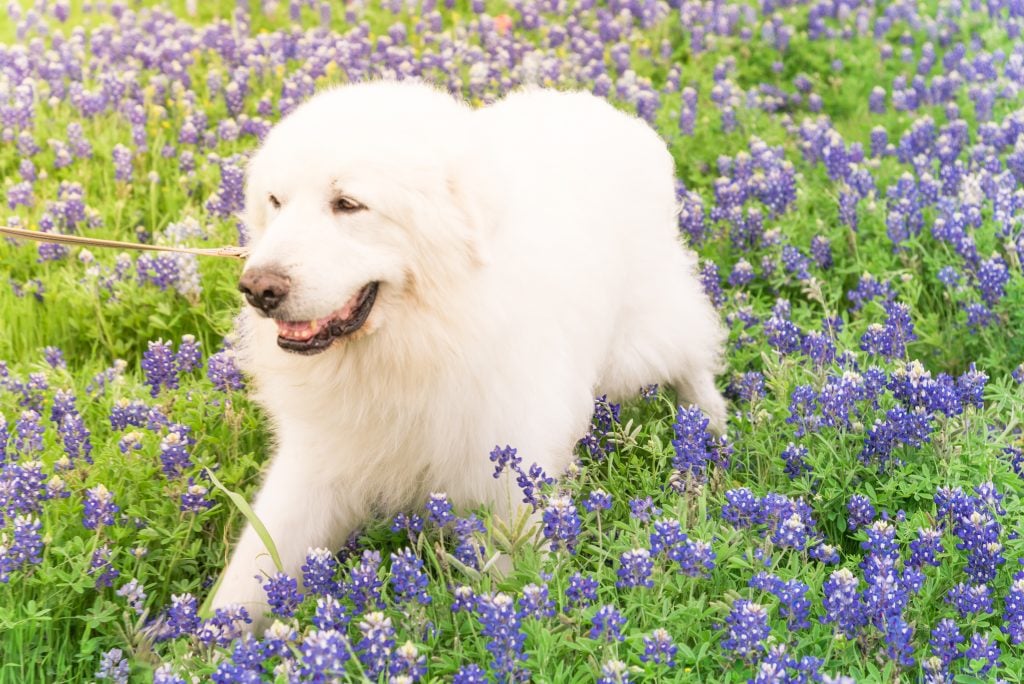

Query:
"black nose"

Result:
[[239, 269, 290, 314]]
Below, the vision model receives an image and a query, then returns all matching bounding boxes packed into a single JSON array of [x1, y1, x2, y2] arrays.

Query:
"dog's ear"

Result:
[[445, 152, 503, 267]]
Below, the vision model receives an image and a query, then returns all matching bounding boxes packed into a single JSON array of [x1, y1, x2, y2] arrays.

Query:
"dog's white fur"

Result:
[[210, 81, 726, 625]]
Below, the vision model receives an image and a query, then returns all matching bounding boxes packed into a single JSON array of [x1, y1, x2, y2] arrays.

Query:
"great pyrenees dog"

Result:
[[210, 81, 726, 626]]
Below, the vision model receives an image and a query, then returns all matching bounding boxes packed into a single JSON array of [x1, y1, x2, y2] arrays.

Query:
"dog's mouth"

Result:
[[274, 282, 379, 355]]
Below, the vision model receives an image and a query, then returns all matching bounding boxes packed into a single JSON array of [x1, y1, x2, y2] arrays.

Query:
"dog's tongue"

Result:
[[273, 290, 362, 341], [275, 319, 324, 341]]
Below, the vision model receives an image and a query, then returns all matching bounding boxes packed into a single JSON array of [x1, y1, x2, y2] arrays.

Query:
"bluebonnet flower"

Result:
[[847, 494, 876, 531], [672, 539, 716, 578], [262, 572, 302, 617], [859, 406, 932, 471], [847, 274, 896, 312], [388, 641, 426, 681], [786, 385, 820, 437], [196, 605, 251, 647], [541, 495, 581, 553], [174, 335, 202, 375], [313, 595, 350, 631], [641, 628, 677, 666], [453, 664, 488, 684], [302, 547, 340, 597], [728, 371, 766, 404], [451, 585, 476, 613], [583, 489, 612, 513], [1003, 572, 1024, 645], [514, 462, 553, 509], [952, 508, 1004, 584], [672, 404, 719, 479], [650, 518, 686, 555], [821, 568, 865, 638], [930, 618, 964, 670], [775, 579, 812, 631], [346, 550, 384, 612], [518, 583, 555, 619], [811, 235, 833, 269], [425, 492, 454, 526], [590, 604, 626, 642], [390, 547, 431, 607], [781, 245, 812, 281], [885, 617, 915, 668], [597, 660, 631, 684], [629, 496, 660, 522], [721, 600, 770, 662], [180, 479, 214, 513], [14, 410, 44, 456], [728, 259, 755, 286], [59, 412, 92, 463], [0, 515, 44, 582], [95, 648, 129, 683], [722, 488, 762, 529], [780, 442, 810, 479], [207, 350, 244, 391], [964, 633, 1000, 676], [909, 527, 943, 567], [116, 578, 147, 616], [565, 572, 599, 609], [475, 592, 529, 683], [356, 611, 395, 679], [82, 484, 119, 530], [159, 427, 192, 477], [956, 364, 987, 410], [946, 583, 992, 617], [616, 548, 654, 589], [452, 515, 486, 569], [809, 543, 841, 564], [90, 545, 120, 589], [300, 629, 350, 680], [490, 444, 521, 478], [142, 340, 179, 396], [700, 262, 725, 308], [152, 665, 186, 684], [764, 301, 802, 355], [391, 512, 424, 535], [166, 593, 201, 638]]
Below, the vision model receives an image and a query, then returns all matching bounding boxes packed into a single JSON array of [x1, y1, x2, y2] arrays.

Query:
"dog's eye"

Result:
[[331, 196, 364, 214], [268, 194, 281, 209]]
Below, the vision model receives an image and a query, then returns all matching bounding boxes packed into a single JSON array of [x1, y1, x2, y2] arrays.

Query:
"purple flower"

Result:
[[590, 604, 626, 642], [474, 592, 529, 683], [345, 550, 384, 612], [781, 442, 810, 479], [116, 578, 147, 616], [518, 583, 555, 619], [541, 495, 581, 554], [159, 427, 192, 477], [180, 479, 214, 513], [946, 583, 992, 618], [847, 494, 876, 531], [142, 340, 179, 397], [721, 600, 770, 662], [82, 484, 119, 530], [641, 628, 677, 666], [262, 572, 303, 617], [616, 548, 654, 589], [302, 547, 340, 597], [112, 144, 133, 181], [207, 350, 244, 391], [0, 515, 44, 582], [166, 593, 200, 638], [909, 527, 943, 568], [95, 648, 129, 684], [565, 572, 599, 609], [389, 641, 426, 682], [583, 489, 612, 513], [821, 568, 865, 638], [90, 545, 120, 589], [964, 633, 1001, 676], [300, 629, 350, 679], [389, 547, 431, 606], [175, 335, 202, 374]]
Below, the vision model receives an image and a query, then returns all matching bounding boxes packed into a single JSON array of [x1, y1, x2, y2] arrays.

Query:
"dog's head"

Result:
[[239, 81, 492, 355]]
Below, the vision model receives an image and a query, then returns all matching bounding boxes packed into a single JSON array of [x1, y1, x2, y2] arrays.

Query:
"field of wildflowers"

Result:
[[2, 0, 1024, 681]]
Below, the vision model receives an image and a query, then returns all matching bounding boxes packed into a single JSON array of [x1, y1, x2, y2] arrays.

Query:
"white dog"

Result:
[[210, 81, 726, 626]]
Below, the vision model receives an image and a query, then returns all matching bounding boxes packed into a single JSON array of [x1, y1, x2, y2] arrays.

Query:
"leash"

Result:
[[0, 225, 249, 260]]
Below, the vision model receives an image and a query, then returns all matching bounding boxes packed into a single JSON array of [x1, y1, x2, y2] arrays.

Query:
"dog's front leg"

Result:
[[208, 450, 359, 631]]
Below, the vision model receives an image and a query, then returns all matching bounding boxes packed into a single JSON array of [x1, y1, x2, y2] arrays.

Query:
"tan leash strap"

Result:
[[0, 225, 249, 260]]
